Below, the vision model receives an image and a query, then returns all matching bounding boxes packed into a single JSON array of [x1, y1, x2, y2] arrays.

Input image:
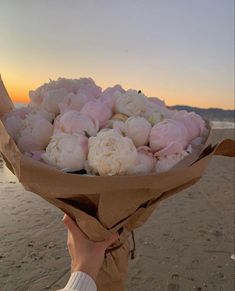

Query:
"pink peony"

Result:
[[55, 110, 99, 137], [53, 114, 62, 134], [41, 88, 68, 115], [32, 109, 55, 123], [3, 107, 31, 119], [2, 107, 31, 140], [172, 111, 205, 141], [17, 114, 53, 153], [3, 115, 23, 141], [154, 142, 185, 157], [80, 101, 112, 128], [99, 85, 125, 111], [76, 80, 102, 99], [59, 92, 94, 114], [29, 77, 102, 115], [149, 119, 188, 154], [17, 136, 46, 153], [2, 107, 54, 141], [29, 151, 45, 161]]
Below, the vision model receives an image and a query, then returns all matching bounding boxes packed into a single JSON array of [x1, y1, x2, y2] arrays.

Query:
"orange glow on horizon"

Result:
[[3, 78, 234, 110], [9, 90, 234, 110], [7, 88, 29, 104]]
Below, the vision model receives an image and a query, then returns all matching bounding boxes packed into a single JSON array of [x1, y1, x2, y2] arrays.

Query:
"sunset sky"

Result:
[[0, 0, 234, 109]]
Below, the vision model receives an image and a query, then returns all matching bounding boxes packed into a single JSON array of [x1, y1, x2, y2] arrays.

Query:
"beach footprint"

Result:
[[167, 274, 180, 291], [167, 283, 180, 291]]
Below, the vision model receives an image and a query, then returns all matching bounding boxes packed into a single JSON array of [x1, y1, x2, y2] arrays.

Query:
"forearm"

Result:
[[57, 272, 97, 291]]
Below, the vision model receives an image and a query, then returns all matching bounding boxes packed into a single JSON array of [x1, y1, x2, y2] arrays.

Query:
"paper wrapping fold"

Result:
[[0, 77, 234, 291], [0, 75, 15, 117]]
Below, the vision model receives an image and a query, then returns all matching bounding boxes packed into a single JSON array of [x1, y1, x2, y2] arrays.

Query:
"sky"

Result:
[[0, 0, 234, 109]]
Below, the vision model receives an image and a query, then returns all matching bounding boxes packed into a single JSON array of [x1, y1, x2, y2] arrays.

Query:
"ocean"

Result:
[[210, 121, 235, 129]]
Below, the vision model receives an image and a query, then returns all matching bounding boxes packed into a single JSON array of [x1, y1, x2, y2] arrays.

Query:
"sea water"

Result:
[[210, 121, 235, 129]]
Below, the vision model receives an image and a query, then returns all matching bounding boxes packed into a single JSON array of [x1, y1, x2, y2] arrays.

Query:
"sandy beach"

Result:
[[0, 129, 234, 291]]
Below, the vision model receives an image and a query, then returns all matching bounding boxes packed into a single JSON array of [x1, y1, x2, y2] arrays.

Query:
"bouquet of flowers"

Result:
[[0, 76, 234, 291], [2, 77, 209, 175]]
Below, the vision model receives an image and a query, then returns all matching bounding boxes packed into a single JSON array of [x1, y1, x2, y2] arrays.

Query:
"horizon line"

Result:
[[13, 101, 235, 111]]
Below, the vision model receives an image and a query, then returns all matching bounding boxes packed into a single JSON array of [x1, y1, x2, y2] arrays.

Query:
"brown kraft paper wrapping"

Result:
[[0, 76, 234, 291]]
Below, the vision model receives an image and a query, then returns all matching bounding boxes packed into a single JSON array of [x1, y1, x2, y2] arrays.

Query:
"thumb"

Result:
[[62, 214, 78, 233]]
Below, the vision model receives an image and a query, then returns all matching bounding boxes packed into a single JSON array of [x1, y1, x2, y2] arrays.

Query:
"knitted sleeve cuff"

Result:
[[62, 271, 97, 291]]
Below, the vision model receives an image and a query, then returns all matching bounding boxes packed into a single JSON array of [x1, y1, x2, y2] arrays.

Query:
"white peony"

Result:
[[144, 103, 164, 126], [147, 100, 174, 120], [115, 90, 148, 117], [107, 120, 127, 136], [125, 116, 151, 147], [155, 151, 189, 173], [88, 129, 138, 176], [145, 109, 163, 126], [42, 133, 88, 171], [134, 147, 156, 174]]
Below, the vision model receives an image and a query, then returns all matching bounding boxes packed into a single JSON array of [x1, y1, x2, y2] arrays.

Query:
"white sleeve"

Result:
[[57, 272, 97, 291]]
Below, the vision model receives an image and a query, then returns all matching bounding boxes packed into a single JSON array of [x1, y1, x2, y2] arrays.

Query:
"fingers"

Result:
[[62, 214, 87, 240], [63, 214, 118, 248]]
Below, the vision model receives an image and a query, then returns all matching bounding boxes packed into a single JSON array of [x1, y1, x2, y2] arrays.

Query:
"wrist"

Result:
[[72, 263, 98, 281]]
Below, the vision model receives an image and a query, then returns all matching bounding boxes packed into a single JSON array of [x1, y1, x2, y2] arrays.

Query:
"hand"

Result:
[[62, 214, 119, 281]]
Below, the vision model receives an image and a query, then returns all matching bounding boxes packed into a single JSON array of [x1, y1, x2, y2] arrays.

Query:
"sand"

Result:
[[0, 129, 234, 291]]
